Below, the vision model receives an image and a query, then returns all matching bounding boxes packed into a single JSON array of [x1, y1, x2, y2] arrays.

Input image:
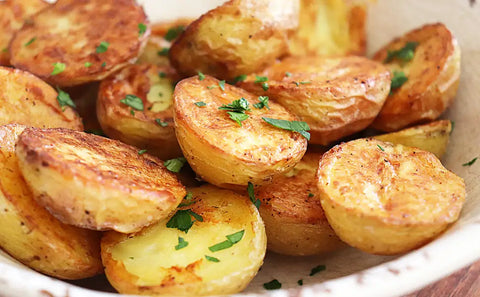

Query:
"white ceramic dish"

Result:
[[1, 0, 479, 296]]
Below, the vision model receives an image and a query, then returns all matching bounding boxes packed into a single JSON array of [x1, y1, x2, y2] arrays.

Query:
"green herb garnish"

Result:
[[85, 129, 105, 136], [384, 41, 419, 63], [390, 70, 408, 91], [253, 96, 270, 110], [155, 118, 168, 127], [164, 157, 187, 173], [227, 112, 248, 126], [198, 71, 205, 81], [262, 117, 310, 140], [309, 265, 326, 276], [51, 62, 66, 75], [208, 230, 245, 252], [164, 25, 185, 41], [96, 41, 109, 54], [205, 255, 220, 262], [247, 182, 261, 209], [377, 144, 385, 151], [84, 62, 92, 68], [285, 72, 292, 77], [232, 74, 247, 84], [138, 23, 147, 36], [138, 149, 147, 155], [166, 209, 203, 233], [195, 101, 207, 107], [178, 192, 194, 207], [297, 279, 303, 286], [101, 62, 106, 68], [308, 193, 314, 197], [120, 94, 144, 111], [218, 80, 226, 91], [158, 48, 169, 56], [56, 87, 75, 111], [24, 37, 36, 46], [263, 279, 282, 290], [254, 76, 268, 83], [462, 157, 477, 167], [158, 72, 167, 78], [219, 98, 250, 113], [261, 82, 269, 91], [175, 237, 188, 250]]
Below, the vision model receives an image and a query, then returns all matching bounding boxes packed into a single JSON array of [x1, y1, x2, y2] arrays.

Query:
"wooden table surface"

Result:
[[404, 260, 480, 297]]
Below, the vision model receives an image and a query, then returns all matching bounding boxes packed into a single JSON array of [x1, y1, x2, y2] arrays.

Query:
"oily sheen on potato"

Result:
[[174, 75, 307, 189], [0, 66, 82, 130], [317, 138, 465, 255], [0, 124, 102, 279], [97, 64, 182, 160], [9, 0, 149, 87], [15, 128, 186, 234], [256, 152, 344, 256], [238, 56, 391, 145], [101, 185, 266, 296], [169, 0, 299, 80], [372, 23, 461, 131]]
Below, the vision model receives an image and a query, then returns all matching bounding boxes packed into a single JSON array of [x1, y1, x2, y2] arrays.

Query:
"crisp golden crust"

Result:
[[9, 0, 149, 87], [174, 75, 307, 189], [97, 64, 182, 160], [0, 66, 82, 130], [169, 0, 299, 80], [101, 185, 266, 296], [15, 128, 186, 233], [0, 0, 49, 65], [0, 124, 102, 279], [257, 152, 344, 256], [317, 138, 465, 255], [374, 120, 452, 158], [238, 56, 391, 145], [372, 23, 461, 131]]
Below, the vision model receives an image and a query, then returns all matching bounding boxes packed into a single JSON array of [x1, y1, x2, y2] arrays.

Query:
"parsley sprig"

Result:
[[166, 209, 203, 233], [120, 94, 144, 111], [164, 157, 187, 173], [262, 117, 311, 140], [219, 98, 250, 126], [390, 70, 408, 92], [384, 41, 419, 63], [164, 26, 185, 41], [253, 96, 270, 110], [208, 230, 245, 252], [247, 182, 260, 209], [56, 87, 75, 111]]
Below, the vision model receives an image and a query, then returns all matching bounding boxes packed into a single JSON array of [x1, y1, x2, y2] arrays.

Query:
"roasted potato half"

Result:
[[169, 0, 299, 80], [374, 120, 452, 158], [289, 0, 367, 56], [317, 138, 465, 255], [372, 23, 461, 131], [0, 66, 82, 130], [0, 0, 49, 65], [97, 64, 182, 160], [257, 152, 344, 256], [0, 124, 102, 279], [15, 128, 186, 234], [174, 75, 307, 189], [9, 0, 149, 87], [102, 185, 266, 296], [238, 56, 391, 145]]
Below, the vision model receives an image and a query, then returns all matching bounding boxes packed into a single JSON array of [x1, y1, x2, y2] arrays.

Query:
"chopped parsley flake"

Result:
[[138, 23, 147, 36], [51, 62, 66, 75], [377, 144, 385, 151], [175, 237, 188, 250], [247, 182, 261, 209], [164, 25, 185, 41], [462, 157, 477, 167], [85, 129, 105, 136], [309, 265, 326, 276], [205, 255, 220, 262], [263, 279, 282, 290], [84, 62, 92, 68], [164, 157, 187, 173], [232, 74, 247, 84], [158, 72, 166, 78], [158, 48, 169, 56], [219, 98, 250, 126], [208, 230, 245, 252], [138, 149, 147, 155], [285, 72, 292, 77], [207, 85, 217, 90], [96, 41, 109, 54], [218, 80, 226, 91], [261, 82, 269, 91], [101, 62, 106, 68], [24, 37, 36, 46], [155, 118, 168, 127], [384, 41, 419, 63], [262, 117, 310, 140], [166, 209, 203, 233], [198, 71, 205, 81], [450, 121, 455, 135], [297, 279, 303, 286], [293, 81, 311, 86], [194, 101, 207, 107], [178, 192, 195, 207], [390, 70, 408, 91], [254, 76, 268, 83], [227, 112, 249, 126], [56, 87, 75, 111], [308, 193, 314, 197], [253, 96, 270, 110], [120, 94, 144, 111]]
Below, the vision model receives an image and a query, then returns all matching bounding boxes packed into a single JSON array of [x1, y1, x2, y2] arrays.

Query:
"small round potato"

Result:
[[0, 0, 49, 66], [257, 153, 344, 256], [101, 185, 266, 296], [0, 124, 102, 279], [9, 0, 149, 87], [174, 75, 307, 189], [238, 56, 391, 145], [317, 138, 465, 255], [0, 66, 82, 130], [169, 0, 299, 80], [15, 127, 186, 234], [372, 23, 461, 131], [97, 64, 182, 160]]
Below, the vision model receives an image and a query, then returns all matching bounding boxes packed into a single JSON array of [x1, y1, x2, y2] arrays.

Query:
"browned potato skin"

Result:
[[317, 138, 465, 255], [238, 56, 391, 145], [15, 128, 186, 233], [0, 66, 82, 130], [174, 75, 307, 189], [97, 64, 182, 160], [0, 124, 102, 279], [0, 0, 49, 65], [169, 0, 299, 80], [372, 23, 461, 131], [257, 152, 344, 256], [289, 0, 367, 56], [9, 0, 150, 87], [374, 120, 452, 158]]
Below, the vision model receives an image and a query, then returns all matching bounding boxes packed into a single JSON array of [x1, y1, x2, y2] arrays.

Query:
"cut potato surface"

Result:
[[102, 185, 266, 296], [238, 56, 391, 145], [174, 75, 307, 189], [169, 0, 299, 80], [0, 0, 49, 65], [317, 138, 465, 255], [97, 63, 182, 160], [9, 0, 149, 87], [374, 120, 452, 158], [372, 23, 461, 131], [15, 128, 186, 233], [257, 152, 344, 256], [0, 66, 82, 130], [0, 124, 102, 279]]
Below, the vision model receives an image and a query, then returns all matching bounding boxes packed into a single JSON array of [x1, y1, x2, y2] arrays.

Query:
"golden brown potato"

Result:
[[372, 23, 461, 131], [317, 138, 465, 255], [257, 152, 344, 256], [169, 0, 299, 80], [238, 56, 391, 145], [374, 120, 452, 158], [0, 0, 49, 65], [0, 66, 82, 130], [137, 19, 193, 66], [15, 127, 186, 234], [97, 64, 182, 160], [289, 0, 367, 56], [9, 0, 149, 87], [0, 124, 102, 279], [174, 75, 307, 189], [102, 185, 266, 296]]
